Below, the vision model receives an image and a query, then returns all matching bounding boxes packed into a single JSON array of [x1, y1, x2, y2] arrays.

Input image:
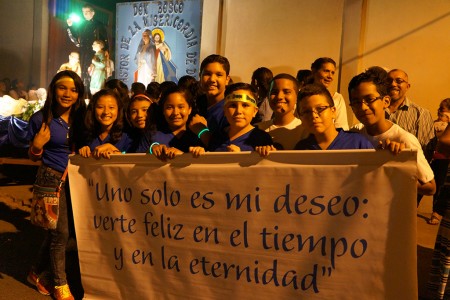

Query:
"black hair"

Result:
[[146, 81, 161, 102], [297, 83, 334, 108], [347, 66, 389, 99], [131, 82, 146, 95], [296, 69, 312, 86], [251, 67, 273, 101], [311, 57, 336, 72], [104, 79, 130, 105], [200, 54, 230, 75], [269, 73, 299, 95]]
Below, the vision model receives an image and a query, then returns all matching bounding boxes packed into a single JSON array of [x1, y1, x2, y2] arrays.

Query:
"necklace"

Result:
[[57, 117, 70, 139]]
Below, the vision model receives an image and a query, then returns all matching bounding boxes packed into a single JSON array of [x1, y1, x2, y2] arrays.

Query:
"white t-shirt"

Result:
[[333, 92, 349, 131], [351, 121, 434, 183], [257, 117, 308, 150]]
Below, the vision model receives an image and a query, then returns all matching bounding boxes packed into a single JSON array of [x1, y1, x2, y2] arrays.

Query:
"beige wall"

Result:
[[345, 0, 450, 122], [220, 0, 344, 89]]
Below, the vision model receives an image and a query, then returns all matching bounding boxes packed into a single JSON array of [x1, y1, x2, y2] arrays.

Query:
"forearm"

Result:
[[417, 179, 436, 196], [66, 27, 80, 47]]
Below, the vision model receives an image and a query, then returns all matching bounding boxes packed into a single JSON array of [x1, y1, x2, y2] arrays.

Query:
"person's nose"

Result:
[[209, 74, 217, 82], [137, 110, 146, 118], [275, 91, 284, 100]]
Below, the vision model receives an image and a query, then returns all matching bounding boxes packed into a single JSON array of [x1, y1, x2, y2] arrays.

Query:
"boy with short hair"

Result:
[[348, 68, 436, 196], [189, 54, 231, 138], [189, 82, 273, 156], [257, 73, 308, 150]]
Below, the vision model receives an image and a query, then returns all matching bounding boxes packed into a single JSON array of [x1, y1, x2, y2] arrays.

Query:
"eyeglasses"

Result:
[[349, 96, 383, 107], [387, 78, 408, 85], [298, 106, 331, 117]]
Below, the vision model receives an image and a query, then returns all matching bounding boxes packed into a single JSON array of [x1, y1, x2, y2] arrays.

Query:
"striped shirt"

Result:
[[385, 97, 435, 159]]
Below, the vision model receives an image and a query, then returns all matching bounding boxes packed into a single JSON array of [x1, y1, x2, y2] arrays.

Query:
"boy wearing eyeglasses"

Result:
[[294, 83, 373, 150], [349, 68, 436, 196]]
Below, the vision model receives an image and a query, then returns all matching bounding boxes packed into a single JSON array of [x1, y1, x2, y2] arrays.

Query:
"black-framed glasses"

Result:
[[387, 78, 408, 85], [349, 96, 383, 107], [299, 106, 331, 117]]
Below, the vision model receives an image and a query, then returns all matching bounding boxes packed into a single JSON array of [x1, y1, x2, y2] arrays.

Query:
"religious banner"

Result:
[[68, 150, 418, 299], [116, 0, 202, 87]]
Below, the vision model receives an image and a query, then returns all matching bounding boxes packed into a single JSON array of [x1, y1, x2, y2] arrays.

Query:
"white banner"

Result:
[[68, 150, 418, 299]]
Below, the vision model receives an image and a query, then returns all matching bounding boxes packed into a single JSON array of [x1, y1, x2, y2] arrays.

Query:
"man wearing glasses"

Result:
[[386, 69, 435, 161]]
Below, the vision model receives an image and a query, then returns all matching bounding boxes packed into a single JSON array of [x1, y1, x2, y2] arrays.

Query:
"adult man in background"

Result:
[[386, 69, 436, 207], [386, 69, 435, 160], [67, 4, 108, 91]]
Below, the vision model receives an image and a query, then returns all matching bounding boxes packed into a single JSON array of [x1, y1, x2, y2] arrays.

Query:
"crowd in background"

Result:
[[2, 40, 448, 298]]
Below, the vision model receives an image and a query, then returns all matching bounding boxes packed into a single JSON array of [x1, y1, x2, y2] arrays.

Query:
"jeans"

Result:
[[34, 164, 73, 286]]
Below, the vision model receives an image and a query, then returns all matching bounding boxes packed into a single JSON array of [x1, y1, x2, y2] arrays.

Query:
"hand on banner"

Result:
[[227, 144, 241, 152], [78, 145, 92, 158], [92, 144, 121, 159], [378, 139, 405, 155], [255, 145, 277, 157], [151, 144, 183, 161], [189, 146, 205, 158]]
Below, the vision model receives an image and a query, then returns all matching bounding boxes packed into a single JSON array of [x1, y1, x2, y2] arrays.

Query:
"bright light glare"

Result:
[[69, 13, 81, 23]]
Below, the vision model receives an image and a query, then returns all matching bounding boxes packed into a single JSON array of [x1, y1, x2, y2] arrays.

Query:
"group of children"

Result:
[[26, 54, 440, 299]]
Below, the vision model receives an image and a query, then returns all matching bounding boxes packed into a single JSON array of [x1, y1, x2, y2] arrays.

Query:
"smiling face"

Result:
[[55, 77, 78, 111], [387, 70, 410, 104], [224, 90, 258, 131], [163, 92, 192, 132], [94, 95, 119, 131], [298, 94, 336, 136], [313, 62, 336, 88], [129, 99, 151, 129], [200, 62, 230, 103], [269, 78, 297, 117], [350, 81, 390, 127]]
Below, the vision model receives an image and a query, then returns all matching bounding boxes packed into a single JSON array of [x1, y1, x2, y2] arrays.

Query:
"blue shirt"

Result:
[[86, 131, 133, 153], [134, 128, 203, 153], [294, 130, 374, 150], [206, 100, 229, 134], [209, 127, 273, 152], [196, 94, 229, 135], [28, 111, 71, 173]]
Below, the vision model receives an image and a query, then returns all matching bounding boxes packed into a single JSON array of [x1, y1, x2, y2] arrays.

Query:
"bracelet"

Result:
[[149, 142, 160, 155], [30, 147, 43, 156], [197, 128, 210, 139]]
